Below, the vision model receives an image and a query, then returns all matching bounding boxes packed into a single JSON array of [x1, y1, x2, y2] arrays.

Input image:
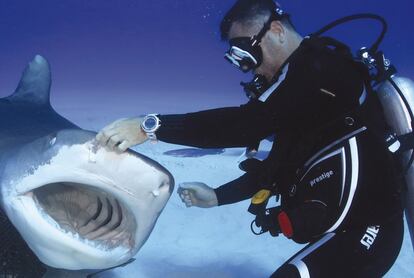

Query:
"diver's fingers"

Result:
[[178, 192, 184, 201], [182, 191, 191, 201], [97, 118, 128, 138], [183, 194, 193, 207], [179, 183, 203, 204], [183, 190, 198, 206], [177, 187, 187, 197], [107, 134, 123, 149], [117, 140, 131, 153], [177, 188, 194, 207], [96, 128, 119, 146], [96, 131, 104, 143], [96, 130, 110, 145], [178, 189, 192, 200]]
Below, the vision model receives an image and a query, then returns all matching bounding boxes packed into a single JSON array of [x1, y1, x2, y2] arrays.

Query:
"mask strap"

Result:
[[252, 11, 286, 46]]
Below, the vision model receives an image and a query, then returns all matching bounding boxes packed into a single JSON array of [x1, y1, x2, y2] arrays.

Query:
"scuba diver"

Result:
[[97, 0, 414, 276]]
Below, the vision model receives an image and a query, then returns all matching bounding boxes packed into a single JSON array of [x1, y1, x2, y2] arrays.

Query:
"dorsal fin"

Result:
[[7, 55, 51, 105]]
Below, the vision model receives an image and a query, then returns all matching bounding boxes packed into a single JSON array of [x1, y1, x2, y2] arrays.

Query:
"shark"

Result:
[[0, 55, 174, 272]]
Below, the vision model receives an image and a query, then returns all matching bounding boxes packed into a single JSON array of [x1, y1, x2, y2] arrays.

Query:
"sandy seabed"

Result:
[[49, 92, 414, 278]]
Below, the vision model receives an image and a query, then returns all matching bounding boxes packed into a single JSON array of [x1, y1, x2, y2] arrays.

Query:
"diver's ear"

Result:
[[270, 20, 286, 44]]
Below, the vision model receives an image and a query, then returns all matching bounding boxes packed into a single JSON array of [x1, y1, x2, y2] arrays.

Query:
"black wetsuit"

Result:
[[157, 37, 404, 277]]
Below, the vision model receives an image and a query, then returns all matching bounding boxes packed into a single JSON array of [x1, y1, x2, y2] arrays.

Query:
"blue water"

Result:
[[0, 0, 413, 277], [0, 0, 413, 105]]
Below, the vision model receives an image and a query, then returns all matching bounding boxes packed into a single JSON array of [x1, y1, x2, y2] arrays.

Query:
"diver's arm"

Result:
[[157, 101, 274, 148], [177, 172, 261, 208], [95, 102, 274, 152], [214, 172, 262, 205]]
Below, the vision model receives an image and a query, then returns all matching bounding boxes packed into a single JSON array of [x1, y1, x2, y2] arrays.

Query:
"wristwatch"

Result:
[[141, 114, 161, 141]]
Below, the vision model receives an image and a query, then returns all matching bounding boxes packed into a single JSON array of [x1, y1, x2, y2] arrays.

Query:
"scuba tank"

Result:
[[376, 76, 414, 248]]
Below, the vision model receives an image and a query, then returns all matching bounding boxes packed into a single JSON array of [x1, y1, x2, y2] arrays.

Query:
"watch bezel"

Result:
[[141, 114, 161, 133]]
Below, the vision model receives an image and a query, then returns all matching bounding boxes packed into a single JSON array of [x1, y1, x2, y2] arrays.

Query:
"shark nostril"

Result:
[[152, 181, 172, 197], [160, 181, 170, 189]]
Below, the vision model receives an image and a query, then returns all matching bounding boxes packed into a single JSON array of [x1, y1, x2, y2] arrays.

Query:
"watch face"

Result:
[[144, 117, 157, 129]]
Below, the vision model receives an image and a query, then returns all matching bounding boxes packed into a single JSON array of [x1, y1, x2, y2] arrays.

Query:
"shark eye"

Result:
[[49, 137, 57, 146]]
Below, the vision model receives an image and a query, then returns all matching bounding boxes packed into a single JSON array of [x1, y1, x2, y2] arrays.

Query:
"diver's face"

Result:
[[228, 20, 285, 82]]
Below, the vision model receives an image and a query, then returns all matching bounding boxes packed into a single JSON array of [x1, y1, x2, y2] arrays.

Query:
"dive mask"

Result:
[[225, 37, 263, 73], [224, 7, 288, 73]]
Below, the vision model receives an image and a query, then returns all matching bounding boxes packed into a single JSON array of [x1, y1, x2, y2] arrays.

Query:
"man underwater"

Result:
[[96, 0, 404, 277]]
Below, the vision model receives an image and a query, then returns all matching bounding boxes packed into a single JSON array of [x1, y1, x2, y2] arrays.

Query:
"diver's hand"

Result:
[[96, 117, 148, 152], [178, 182, 218, 208]]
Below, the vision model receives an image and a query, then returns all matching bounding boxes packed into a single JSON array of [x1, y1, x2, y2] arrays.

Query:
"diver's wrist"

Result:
[[141, 114, 161, 142]]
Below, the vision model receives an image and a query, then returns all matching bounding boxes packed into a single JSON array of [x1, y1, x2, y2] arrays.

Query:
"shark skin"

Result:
[[0, 55, 174, 271]]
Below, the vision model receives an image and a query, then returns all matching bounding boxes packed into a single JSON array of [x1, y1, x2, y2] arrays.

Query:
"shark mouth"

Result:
[[29, 182, 136, 251], [3, 139, 173, 270]]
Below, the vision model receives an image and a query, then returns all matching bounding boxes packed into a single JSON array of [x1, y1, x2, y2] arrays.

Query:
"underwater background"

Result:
[[0, 0, 413, 111], [0, 0, 413, 277]]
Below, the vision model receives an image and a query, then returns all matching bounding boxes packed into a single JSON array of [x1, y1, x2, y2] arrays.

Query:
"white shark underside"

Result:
[[0, 55, 174, 270]]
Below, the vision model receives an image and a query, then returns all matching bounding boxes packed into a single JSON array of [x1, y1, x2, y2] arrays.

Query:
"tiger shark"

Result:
[[0, 55, 174, 271]]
